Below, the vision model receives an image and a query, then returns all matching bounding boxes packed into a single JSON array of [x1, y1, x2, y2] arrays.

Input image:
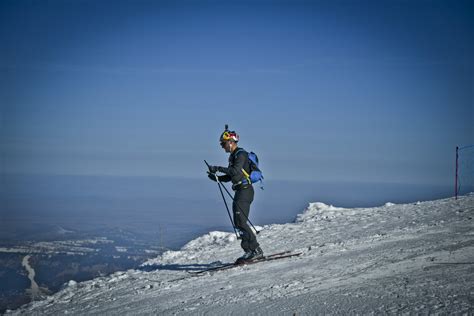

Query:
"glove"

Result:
[[208, 165, 220, 173], [207, 172, 218, 182]]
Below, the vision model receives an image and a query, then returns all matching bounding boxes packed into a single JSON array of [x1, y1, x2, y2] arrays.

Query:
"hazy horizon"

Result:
[[2, 173, 458, 246]]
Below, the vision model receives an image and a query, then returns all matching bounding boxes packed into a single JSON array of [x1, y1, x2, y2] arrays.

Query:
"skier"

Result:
[[207, 127, 264, 263]]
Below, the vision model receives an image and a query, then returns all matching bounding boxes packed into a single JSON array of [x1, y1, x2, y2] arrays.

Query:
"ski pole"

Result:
[[219, 181, 260, 235], [204, 160, 240, 238], [216, 181, 241, 239], [204, 160, 259, 235]]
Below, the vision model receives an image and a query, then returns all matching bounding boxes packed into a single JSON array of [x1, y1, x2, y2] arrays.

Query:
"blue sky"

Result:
[[1, 0, 473, 185]]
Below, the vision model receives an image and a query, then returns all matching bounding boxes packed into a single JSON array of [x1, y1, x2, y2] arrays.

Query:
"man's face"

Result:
[[220, 141, 231, 153]]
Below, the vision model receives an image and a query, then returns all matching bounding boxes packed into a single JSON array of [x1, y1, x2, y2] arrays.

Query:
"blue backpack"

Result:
[[247, 152, 263, 184], [237, 149, 264, 189]]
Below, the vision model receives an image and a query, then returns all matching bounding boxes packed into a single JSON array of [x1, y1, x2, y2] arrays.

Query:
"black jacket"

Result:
[[218, 147, 251, 185]]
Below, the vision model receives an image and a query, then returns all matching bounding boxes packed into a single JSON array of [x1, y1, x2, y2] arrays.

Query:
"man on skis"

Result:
[[207, 127, 264, 263]]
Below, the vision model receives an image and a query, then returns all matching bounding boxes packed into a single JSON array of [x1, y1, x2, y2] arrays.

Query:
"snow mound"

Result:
[[142, 231, 236, 266], [295, 202, 352, 222], [67, 280, 77, 286], [182, 231, 237, 250]]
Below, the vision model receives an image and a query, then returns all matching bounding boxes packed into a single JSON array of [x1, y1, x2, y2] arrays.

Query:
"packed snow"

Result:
[[7, 194, 474, 315]]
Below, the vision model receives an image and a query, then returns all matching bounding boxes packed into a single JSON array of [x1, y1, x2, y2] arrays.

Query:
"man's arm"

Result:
[[218, 152, 246, 179], [218, 174, 232, 182]]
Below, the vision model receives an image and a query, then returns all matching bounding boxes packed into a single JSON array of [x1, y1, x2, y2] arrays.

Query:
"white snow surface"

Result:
[[8, 194, 474, 315]]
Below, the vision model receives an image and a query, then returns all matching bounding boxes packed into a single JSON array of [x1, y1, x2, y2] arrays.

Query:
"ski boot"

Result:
[[235, 250, 253, 264], [248, 246, 264, 261], [235, 247, 264, 264]]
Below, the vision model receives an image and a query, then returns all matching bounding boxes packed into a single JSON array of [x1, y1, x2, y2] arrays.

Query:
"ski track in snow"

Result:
[[7, 194, 474, 315]]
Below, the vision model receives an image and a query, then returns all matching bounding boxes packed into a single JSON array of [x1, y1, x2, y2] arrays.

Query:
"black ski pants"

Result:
[[233, 185, 259, 252]]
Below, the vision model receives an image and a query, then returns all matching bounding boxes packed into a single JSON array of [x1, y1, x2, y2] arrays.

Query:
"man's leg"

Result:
[[233, 187, 259, 251]]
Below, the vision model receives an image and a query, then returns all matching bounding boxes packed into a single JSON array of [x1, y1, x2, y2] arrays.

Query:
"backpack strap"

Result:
[[234, 148, 245, 157], [241, 168, 251, 185]]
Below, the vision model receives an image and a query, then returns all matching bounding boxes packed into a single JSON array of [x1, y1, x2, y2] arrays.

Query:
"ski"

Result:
[[189, 251, 301, 275]]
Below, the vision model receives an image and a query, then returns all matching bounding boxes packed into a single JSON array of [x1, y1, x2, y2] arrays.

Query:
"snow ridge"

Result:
[[295, 202, 350, 222], [7, 194, 474, 315]]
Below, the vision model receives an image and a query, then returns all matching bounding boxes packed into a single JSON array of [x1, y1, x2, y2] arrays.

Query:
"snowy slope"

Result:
[[8, 194, 474, 315]]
